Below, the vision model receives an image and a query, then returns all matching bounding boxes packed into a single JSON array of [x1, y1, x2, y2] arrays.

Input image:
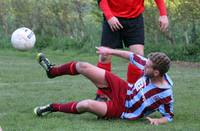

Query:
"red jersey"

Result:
[[99, 0, 167, 20]]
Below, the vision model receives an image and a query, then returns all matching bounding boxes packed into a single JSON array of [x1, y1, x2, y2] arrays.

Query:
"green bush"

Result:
[[145, 43, 200, 62], [35, 35, 77, 51], [0, 34, 11, 49], [183, 44, 200, 56]]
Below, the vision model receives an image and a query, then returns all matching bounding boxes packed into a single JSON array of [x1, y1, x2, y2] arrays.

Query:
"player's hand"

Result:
[[96, 46, 113, 55], [146, 117, 160, 126], [159, 15, 169, 32], [107, 16, 123, 32]]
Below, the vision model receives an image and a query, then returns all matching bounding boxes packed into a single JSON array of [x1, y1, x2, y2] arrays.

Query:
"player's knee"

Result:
[[76, 62, 90, 73], [77, 99, 94, 111], [130, 49, 143, 56], [99, 55, 112, 63], [135, 50, 144, 56], [129, 45, 144, 56]]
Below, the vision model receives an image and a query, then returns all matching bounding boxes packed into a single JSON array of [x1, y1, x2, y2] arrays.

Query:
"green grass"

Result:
[[0, 49, 200, 131]]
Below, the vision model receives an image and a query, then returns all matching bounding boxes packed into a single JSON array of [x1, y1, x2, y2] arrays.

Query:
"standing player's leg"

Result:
[[96, 55, 112, 101], [127, 45, 144, 85], [129, 44, 144, 56], [123, 14, 145, 85], [96, 18, 122, 101]]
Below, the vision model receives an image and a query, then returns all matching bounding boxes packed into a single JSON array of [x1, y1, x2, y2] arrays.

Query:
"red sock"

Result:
[[96, 62, 111, 95], [127, 63, 143, 84], [97, 62, 111, 72], [50, 61, 79, 77], [51, 102, 80, 114], [96, 89, 105, 96]]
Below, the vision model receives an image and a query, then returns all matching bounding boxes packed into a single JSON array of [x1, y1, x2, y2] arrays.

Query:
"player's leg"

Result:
[[34, 70, 128, 118], [76, 62, 108, 87], [127, 45, 144, 85], [96, 18, 123, 100], [129, 44, 144, 56], [37, 53, 108, 87], [34, 99, 107, 117], [34, 72, 128, 117], [98, 19, 123, 71], [123, 14, 145, 85], [96, 55, 112, 101], [76, 100, 107, 116]]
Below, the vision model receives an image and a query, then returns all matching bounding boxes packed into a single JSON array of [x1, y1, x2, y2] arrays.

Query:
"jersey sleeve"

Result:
[[129, 53, 147, 70], [154, 0, 167, 16], [98, 0, 114, 20], [158, 102, 174, 122]]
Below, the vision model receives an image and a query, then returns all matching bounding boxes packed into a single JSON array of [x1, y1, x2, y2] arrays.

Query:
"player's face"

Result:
[[144, 59, 155, 78]]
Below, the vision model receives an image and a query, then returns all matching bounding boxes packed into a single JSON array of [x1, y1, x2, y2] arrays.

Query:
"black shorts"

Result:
[[101, 14, 144, 49]]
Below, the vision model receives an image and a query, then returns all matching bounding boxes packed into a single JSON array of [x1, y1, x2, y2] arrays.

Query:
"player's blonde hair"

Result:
[[147, 52, 171, 76]]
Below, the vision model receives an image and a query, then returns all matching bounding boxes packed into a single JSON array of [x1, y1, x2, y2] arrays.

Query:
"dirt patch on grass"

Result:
[[172, 61, 200, 68]]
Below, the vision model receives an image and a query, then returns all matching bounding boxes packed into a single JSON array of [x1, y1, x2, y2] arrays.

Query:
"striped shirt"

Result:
[[121, 53, 174, 122]]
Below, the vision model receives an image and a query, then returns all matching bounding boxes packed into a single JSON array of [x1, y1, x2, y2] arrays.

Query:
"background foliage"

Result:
[[0, 0, 199, 61]]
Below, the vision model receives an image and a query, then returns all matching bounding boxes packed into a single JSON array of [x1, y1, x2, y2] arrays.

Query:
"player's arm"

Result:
[[146, 116, 168, 125], [154, 0, 169, 32], [96, 46, 147, 70], [147, 101, 174, 125], [96, 46, 131, 60], [98, 0, 123, 31], [98, 0, 113, 20]]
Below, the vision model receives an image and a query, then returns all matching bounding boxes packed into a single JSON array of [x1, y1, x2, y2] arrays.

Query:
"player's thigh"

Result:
[[77, 99, 107, 116], [101, 19, 123, 49], [76, 62, 107, 87], [123, 14, 144, 55]]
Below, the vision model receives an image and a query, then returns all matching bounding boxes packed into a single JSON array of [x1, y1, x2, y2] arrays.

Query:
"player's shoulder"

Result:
[[164, 74, 173, 88]]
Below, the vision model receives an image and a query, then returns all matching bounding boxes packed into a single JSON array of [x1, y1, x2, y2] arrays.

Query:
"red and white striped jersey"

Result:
[[121, 53, 174, 122]]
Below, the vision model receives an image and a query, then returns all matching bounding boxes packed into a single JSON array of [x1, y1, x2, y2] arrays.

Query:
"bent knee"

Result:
[[77, 99, 94, 111], [99, 55, 112, 63], [76, 62, 91, 73], [129, 45, 144, 56]]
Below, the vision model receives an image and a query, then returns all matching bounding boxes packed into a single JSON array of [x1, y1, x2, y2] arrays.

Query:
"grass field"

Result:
[[0, 49, 200, 131]]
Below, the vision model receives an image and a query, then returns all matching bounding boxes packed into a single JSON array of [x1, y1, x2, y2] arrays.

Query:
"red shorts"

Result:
[[100, 71, 128, 119]]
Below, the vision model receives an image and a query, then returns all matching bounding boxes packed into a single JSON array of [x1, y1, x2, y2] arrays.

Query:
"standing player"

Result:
[[95, 0, 169, 100], [34, 47, 174, 125]]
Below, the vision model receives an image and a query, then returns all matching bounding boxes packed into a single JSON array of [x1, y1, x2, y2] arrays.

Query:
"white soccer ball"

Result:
[[11, 27, 36, 50]]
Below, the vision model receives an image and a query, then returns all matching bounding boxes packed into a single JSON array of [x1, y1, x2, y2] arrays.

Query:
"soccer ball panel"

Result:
[[11, 27, 36, 50]]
